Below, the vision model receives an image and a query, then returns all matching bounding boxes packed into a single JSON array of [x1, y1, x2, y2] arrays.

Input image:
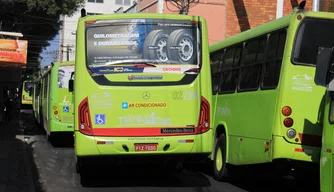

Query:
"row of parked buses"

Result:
[[27, 1, 334, 190]]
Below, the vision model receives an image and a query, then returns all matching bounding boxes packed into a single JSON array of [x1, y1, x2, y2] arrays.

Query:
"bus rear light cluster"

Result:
[[282, 105, 296, 139], [283, 118, 294, 127], [282, 106, 292, 116], [287, 129, 297, 139], [197, 96, 210, 133], [78, 97, 94, 136]]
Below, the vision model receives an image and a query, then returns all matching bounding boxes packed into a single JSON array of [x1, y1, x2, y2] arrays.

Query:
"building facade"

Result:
[[58, 0, 334, 62], [129, 0, 333, 44]]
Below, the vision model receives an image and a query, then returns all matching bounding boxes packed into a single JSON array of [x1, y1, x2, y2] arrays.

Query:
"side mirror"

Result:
[[68, 71, 75, 92], [314, 47, 334, 89], [69, 79, 74, 92]]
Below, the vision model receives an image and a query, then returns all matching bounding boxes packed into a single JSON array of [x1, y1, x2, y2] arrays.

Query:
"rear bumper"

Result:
[[77, 153, 210, 166], [74, 129, 213, 158], [272, 135, 320, 163], [50, 119, 74, 133]]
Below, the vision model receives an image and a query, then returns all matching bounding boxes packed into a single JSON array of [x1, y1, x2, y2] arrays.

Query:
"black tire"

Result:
[[143, 30, 169, 62], [167, 29, 194, 63], [213, 134, 229, 181], [79, 159, 89, 187]]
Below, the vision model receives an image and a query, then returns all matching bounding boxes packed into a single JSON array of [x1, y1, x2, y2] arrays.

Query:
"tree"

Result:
[[165, 0, 199, 14], [0, 0, 85, 72]]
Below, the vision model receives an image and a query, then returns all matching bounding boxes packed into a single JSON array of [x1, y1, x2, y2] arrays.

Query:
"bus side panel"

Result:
[[217, 90, 278, 165]]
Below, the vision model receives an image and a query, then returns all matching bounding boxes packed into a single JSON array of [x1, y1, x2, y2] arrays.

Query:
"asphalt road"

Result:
[[19, 110, 320, 192]]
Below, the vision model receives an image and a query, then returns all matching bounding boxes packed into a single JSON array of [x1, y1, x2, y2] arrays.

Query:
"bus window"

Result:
[[293, 18, 334, 65], [239, 36, 266, 91], [262, 30, 287, 89]]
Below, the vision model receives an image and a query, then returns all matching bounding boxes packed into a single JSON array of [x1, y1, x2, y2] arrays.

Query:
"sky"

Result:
[[39, 34, 60, 67]]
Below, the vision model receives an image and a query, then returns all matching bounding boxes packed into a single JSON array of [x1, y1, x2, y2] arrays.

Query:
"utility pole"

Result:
[[61, 44, 72, 61]]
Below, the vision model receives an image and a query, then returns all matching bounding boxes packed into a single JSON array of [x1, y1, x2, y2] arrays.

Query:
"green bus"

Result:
[[32, 61, 75, 143], [314, 47, 334, 192], [73, 9, 212, 184], [21, 80, 33, 107], [209, 3, 331, 181], [32, 78, 42, 125]]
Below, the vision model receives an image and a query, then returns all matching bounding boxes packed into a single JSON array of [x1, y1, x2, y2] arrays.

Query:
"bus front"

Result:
[[21, 81, 33, 107], [74, 14, 212, 174]]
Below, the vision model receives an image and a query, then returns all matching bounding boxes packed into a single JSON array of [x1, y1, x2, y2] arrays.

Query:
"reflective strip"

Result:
[[322, 148, 332, 153], [97, 141, 114, 145], [295, 148, 313, 154]]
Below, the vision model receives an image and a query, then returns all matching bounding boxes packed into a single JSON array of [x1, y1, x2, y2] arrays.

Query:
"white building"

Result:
[[59, 0, 134, 62]]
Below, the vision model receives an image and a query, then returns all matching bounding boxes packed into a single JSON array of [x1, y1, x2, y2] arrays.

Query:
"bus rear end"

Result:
[[273, 10, 334, 177], [49, 63, 75, 135], [74, 14, 212, 172]]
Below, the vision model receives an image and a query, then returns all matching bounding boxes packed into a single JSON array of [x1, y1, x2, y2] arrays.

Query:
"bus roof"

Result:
[[79, 12, 202, 22], [55, 61, 75, 67]]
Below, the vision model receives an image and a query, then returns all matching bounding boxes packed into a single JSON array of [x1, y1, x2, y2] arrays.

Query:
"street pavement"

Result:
[[0, 110, 42, 192], [0, 109, 321, 192]]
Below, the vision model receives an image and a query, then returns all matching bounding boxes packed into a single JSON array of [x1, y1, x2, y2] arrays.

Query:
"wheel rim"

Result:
[[156, 38, 168, 62], [177, 37, 193, 61], [216, 147, 223, 171]]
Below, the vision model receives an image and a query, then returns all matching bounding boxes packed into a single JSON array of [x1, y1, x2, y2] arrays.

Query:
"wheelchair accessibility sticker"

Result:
[[95, 114, 106, 125], [63, 106, 69, 113]]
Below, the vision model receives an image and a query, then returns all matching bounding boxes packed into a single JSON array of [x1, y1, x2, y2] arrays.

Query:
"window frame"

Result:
[[237, 35, 267, 92], [218, 43, 244, 94], [260, 28, 287, 90]]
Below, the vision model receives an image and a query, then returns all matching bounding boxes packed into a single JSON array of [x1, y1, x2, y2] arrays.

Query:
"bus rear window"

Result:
[[58, 66, 74, 88], [85, 19, 199, 67], [293, 18, 334, 66], [24, 82, 33, 92]]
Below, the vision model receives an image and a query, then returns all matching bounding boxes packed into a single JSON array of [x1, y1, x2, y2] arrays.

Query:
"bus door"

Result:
[[314, 46, 334, 192]]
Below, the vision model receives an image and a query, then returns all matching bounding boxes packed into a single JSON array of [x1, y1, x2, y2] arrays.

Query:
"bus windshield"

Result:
[[293, 18, 334, 66], [86, 18, 200, 72], [58, 66, 74, 88]]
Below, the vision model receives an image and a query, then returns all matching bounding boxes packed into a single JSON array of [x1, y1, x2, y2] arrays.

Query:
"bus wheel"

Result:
[[76, 161, 80, 174], [213, 133, 228, 181]]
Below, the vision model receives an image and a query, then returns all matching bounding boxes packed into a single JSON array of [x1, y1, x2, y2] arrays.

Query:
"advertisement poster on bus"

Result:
[[0, 39, 28, 65], [58, 66, 74, 88], [86, 18, 198, 68]]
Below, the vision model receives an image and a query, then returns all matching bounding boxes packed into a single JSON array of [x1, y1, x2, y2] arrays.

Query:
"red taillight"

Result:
[[284, 118, 294, 127], [78, 97, 93, 136], [197, 96, 210, 133], [54, 111, 58, 115], [282, 106, 292, 116]]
